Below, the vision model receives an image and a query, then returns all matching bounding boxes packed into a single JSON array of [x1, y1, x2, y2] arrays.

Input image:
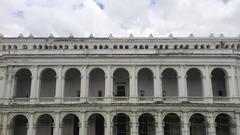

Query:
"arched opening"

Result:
[[211, 68, 227, 97], [39, 68, 56, 97], [64, 68, 81, 98], [14, 69, 32, 98], [187, 68, 203, 97], [162, 68, 178, 97], [89, 68, 105, 99], [113, 68, 130, 98], [137, 68, 154, 99], [62, 114, 79, 135], [87, 113, 105, 135], [113, 113, 130, 135], [215, 114, 232, 135], [36, 114, 54, 135], [138, 113, 156, 135], [164, 113, 181, 135], [189, 113, 206, 135], [10, 115, 28, 135]]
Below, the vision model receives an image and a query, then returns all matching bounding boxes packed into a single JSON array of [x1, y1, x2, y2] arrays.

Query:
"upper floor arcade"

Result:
[[1, 64, 239, 104]]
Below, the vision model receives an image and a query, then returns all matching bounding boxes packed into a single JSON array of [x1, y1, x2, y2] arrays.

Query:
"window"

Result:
[[116, 86, 126, 96]]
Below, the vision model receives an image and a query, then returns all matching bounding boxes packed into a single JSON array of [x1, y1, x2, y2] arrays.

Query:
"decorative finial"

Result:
[[109, 33, 113, 38], [18, 33, 24, 38], [69, 33, 74, 38], [49, 34, 54, 38], [149, 33, 154, 38], [29, 33, 34, 38], [169, 33, 173, 38], [189, 33, 194, 38], [209, 33, 215, 38], [219, 33, 224, 38], [89, 34, 94, 38], [129, 33, 133, 38]]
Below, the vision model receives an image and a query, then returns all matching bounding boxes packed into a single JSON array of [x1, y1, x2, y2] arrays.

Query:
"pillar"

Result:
[[203, 66, 213, 103], [130, 66, 137, 102], [105, 66, 113, 103], [30, 66, 38, 104], [207, 113, 216, 135], [80, 113, 86, 135], [131, 112, 138, 135], [181, 112, 189, 135], [228, 66, 238, 102], [235, 113, 240, 135], [27, 113, 34, 135], [178, 66, 187, 101], [53, 112, 60, 135], [4, 66, 14, 104], [157, 112, 163, 135], [105, 112, 111, 135], [2, 113, 7, 135], [80, 66, 88, 102], [154, 66, 162, 101], [55, 66, 63, 103]]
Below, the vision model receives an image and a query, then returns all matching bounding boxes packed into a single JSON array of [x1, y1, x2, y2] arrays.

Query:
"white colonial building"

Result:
[[0, 33, 240, 135]]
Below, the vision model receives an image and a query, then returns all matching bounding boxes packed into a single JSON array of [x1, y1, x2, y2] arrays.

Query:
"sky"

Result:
[[0, 0, 240, 37]]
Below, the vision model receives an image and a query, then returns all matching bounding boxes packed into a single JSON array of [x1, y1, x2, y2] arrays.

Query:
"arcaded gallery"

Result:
[[0, 33, 240, 135]]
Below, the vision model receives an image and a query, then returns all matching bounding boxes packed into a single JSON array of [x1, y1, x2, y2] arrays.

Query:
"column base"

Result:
[[204, 97, 213, 103], [104, 97, 112, 103]]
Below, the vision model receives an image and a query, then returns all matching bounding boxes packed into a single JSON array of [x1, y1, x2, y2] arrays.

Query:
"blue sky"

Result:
[[0, 0, 240, 37]]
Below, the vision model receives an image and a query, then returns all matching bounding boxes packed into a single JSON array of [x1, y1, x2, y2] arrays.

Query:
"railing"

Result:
[[1, 97, 240, 104]]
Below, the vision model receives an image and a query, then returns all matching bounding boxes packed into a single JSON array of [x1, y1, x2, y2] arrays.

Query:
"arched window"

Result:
[[189, 113, 206, 135], [39, 68, 56, 98], [164, 113, 181, 135], [37, 114, 54, 135], [62, 114, 79, 135], [211, 68, 227, 97], [89, 68, 105, 99], [14, 69, 32, 98], [87, 113, 105, 135], [10, 115, 28, 135], [215, 114, 233, 135], [138, 113, 156, 135], [137, 68, 154, 99], [162, 68, 178, 97], [64, 68, 81, 98], [113, 68, 130, 98], [187, 68, 203, 97], [113, 113, 130, 135]]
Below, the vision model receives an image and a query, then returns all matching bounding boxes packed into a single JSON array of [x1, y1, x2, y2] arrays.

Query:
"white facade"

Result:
[[0, 34, 240, 135]]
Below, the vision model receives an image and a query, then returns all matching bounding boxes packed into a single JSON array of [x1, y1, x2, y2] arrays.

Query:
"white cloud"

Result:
[[0, 0, 240, 37]]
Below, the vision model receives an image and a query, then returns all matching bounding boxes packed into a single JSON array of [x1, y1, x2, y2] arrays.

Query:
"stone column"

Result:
[[53, 112, 60, 135], [4, 66, 14, 103], [27, 113, 34, 135], [181, 112, 189, 135], [105, 66, 113, 103], [80, 66, 88, 102], [105, 112, 111, 135], [55, 66, 63, 103], [154, 66, 162, 101], [130, 66, 137, 102], [235, 113, 240, 135], [131, 112, 138, 135], [207, 113, 216, 135], [0, 68, 7, 104], [80, 113, 86, 135], [2, 113, 8, 135], [203, 66, 213, 103], [30, 66, 38, 104], [157, 112, 163, 135], [228, 66, 238, 102], [178, 66, 187, 101]]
